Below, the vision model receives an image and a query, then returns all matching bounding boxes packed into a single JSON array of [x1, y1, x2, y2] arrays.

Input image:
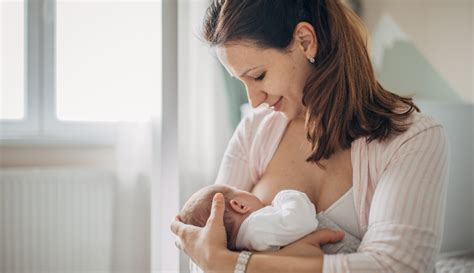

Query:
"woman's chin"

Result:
[[270, 102, 303, 121]]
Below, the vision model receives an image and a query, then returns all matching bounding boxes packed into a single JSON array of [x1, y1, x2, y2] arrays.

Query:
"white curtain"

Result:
[[110, 1, 235, 272], [178, 0, 233, 201], [178, 0, 234, 271], [112, 121, 156, 273]]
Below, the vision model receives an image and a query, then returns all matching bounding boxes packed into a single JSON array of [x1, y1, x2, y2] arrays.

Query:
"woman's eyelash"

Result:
[[255, 72, 266, 81]]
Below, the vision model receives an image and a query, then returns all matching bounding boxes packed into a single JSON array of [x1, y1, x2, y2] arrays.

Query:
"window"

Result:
[[0, 0, 25, 120], [0, 0, 162, 143], [56, 0, 161, 122]]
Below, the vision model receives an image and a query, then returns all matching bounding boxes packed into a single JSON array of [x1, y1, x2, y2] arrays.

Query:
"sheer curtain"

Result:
[[113, 118, 179, 273], [105, 1, 238, 272], [178, 0, 234, 271], [113, 122, 155, 273], [112, 1, 181, 272], [178, 0, 233, 206]]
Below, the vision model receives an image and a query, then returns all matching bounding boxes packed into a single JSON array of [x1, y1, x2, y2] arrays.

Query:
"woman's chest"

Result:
[[251, 123, 353, 212]]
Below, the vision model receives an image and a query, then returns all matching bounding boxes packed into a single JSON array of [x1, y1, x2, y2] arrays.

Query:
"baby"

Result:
[[180, 184, 360, 253]]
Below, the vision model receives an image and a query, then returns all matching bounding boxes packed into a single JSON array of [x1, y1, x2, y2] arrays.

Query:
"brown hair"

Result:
[[179, 185, 240, 250], [203, 0, 419, 164]]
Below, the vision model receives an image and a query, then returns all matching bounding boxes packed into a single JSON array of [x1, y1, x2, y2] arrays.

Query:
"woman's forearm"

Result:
[[212, 251, 323, 273], [248, 253, 323, 273]]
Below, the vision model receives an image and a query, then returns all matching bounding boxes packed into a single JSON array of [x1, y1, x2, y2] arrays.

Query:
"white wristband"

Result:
[[234, 251, 252, 273]]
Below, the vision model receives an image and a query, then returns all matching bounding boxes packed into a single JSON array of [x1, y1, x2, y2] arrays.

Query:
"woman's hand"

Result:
[[170, 193, 231, 271], [275, 229, 345, 258]]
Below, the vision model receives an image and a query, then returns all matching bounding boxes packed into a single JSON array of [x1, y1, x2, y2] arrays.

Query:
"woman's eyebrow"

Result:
[[239, 66, 262, 77]]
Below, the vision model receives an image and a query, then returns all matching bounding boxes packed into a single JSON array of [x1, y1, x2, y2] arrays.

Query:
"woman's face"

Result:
[[216, 41, 314, 121]]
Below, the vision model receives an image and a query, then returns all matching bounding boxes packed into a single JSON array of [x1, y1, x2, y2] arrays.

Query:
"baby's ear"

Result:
[[229, 199, 249, 214]]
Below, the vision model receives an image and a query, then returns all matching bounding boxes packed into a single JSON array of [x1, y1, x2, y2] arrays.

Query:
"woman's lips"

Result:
[[270, 97, 283, 111]]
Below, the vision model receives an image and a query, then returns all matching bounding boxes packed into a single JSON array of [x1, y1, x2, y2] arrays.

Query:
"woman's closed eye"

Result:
[[254, 72, 266, 81]]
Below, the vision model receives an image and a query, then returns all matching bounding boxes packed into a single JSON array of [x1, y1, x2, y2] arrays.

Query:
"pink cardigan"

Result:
[[215, 108, 449, 273]]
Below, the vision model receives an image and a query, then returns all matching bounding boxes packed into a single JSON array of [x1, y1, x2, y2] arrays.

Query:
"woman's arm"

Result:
[[232, 228, 345, 273], [323, 125, 449, 273], [214, 251, 324, 273]]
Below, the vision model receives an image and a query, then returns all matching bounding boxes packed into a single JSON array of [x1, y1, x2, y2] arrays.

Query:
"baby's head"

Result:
[[179, 184, 264, 250]]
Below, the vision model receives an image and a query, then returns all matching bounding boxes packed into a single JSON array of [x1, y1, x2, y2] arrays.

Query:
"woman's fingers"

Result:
[[175, 239, 182, 250], [171, 219, 201, 254], [171, 218, 201, 241], [207, 193, 225, 227], [305, 228, 345, 247], [170, 219, 186, 237], [175, 239, 191, 256]]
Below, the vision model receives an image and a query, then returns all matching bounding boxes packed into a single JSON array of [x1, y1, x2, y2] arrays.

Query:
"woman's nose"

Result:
[[246, 85, 267, 108]]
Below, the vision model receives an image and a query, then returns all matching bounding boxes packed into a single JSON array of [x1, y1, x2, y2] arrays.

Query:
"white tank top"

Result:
[[320, 187, 363, 239]]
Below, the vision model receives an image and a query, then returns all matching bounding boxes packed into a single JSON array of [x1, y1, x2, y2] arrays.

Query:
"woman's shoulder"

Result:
[[353, 110, 447, 172], [385, 110, 445, 148], [359, 110, 444, 148], [396, 110, 443, 139]]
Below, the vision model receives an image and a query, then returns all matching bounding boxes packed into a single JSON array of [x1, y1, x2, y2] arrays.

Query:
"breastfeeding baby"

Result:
[[179, 184, 360, 253]]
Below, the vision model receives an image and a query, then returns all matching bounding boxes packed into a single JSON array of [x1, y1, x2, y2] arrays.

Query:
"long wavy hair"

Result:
[[202, 0, 419, 164]]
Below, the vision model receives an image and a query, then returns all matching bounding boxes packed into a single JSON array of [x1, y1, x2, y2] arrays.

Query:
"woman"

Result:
[[171, 0, 449, 272]]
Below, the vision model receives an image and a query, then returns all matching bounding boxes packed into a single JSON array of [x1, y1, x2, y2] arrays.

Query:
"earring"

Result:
[[309, 56, 316, 64]]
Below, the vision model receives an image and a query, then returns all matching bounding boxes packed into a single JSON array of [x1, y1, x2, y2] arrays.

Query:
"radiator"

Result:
[[0, 168, 115, 273]]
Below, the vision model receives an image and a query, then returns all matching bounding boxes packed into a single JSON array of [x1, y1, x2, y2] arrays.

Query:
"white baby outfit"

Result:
[[235, 189, 319, 252]]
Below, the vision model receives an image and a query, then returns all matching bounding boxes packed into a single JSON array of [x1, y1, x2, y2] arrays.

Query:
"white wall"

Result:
[[362, 0, 473, 103]]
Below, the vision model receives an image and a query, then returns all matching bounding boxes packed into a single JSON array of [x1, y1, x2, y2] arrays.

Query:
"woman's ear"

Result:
[[293, 22, 318, 61], [229, 199, 250, 214]]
